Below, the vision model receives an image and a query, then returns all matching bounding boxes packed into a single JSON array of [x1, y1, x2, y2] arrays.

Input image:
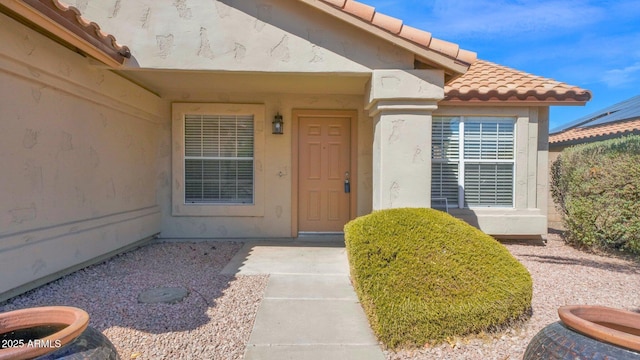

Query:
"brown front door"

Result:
[[298, 114, 351, 232]]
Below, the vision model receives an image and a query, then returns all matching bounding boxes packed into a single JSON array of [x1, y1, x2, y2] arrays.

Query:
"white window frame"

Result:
[[432, 116, 516, 209], [172, 103, 265, 217]]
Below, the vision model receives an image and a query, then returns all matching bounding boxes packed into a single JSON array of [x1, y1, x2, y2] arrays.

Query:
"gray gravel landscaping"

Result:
[[2, 232, 639, 359], [0, 241, 268, 360], [386, 231, 640, 360]]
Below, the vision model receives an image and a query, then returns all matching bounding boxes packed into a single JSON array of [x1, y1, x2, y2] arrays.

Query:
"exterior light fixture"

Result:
[[272, 112, 284, 134]]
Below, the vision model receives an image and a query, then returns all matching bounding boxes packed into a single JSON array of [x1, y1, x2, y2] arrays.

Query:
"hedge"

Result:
[[344, 208, 532, 349], [551, 135, 640, 253]]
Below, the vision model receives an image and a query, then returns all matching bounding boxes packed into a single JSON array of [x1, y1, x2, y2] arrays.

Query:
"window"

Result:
[[172, 103, 264, 217], [432, 116, 515, 208], [184, 114, 254, 204]]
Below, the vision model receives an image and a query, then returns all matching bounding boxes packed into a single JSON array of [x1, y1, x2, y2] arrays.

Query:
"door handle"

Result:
[[344, 171, 350, 193]]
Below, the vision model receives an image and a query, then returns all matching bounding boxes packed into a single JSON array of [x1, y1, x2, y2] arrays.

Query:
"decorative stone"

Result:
[[138, 287, 189, 304]]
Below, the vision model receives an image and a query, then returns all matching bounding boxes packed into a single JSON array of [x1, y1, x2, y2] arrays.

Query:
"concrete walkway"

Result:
[[221, 239, 385, 360]]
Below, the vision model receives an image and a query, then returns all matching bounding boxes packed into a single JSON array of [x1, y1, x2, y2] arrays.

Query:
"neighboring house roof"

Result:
[[442, 59, 592, 105], [549, 95, 640, 146], [551, 95, 640, 133], [305, 0, 476, 77], [549, 118, 640, 146], [0, 0, 130, 67]]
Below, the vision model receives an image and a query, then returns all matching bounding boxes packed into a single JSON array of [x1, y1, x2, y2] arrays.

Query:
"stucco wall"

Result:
[[76, 0, 414, 72], [548, 146, 565, 230], [0, 13, 165, 300], [158, 91, 372, 239], [158, 93, 550, 238], [70, 1, 553, 238], [433, 105, 550, 237], [366, 69, 444, 210]]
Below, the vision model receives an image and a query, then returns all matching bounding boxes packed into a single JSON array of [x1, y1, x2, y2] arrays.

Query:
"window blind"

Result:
[[431, 162, 459, 208], [184, 114, 254, 204], [431, 117, 460, 208], [432, 117, 460, 160], [464, 163, 514, 207], [464, 121, 514, 160], [431, 116, 515, 208]]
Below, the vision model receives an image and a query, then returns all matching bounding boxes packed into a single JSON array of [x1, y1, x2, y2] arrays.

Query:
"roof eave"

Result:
[[0, 0, 129, 68], [299, 0, 471, 75], [439, 99, 590, 106]]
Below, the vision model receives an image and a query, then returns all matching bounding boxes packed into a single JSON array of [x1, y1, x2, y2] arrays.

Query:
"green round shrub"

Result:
[[344, 208, 532, 349]]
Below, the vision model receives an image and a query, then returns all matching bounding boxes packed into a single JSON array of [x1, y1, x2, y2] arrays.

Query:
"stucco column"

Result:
[[365, 69, 445, 210]]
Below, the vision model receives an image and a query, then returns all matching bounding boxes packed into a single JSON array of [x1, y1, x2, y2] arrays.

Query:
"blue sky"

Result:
[[364, 0, 640, 131]]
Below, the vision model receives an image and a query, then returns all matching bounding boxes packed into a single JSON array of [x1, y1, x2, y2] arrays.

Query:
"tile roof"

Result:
[[8, 0, 593, 109], [1, 0, 130, 66], [549, 117, 640, 145], [442, 59, 592, 104], [15, 0, 474, 72], [549, 95, 640, 145], [317, 0, 476, 66], [551, 95, 640, 133], [316, 1, 591, 105]]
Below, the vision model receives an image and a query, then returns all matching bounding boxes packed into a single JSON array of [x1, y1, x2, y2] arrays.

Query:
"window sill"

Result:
[[172, 202, 264, 217]]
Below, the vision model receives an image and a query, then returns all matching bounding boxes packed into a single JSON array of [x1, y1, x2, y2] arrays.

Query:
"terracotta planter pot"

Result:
[[524, 305, 640, 359], [0, 306, 119, 360]]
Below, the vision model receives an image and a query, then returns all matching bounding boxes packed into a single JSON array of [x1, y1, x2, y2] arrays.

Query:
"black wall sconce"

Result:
[[272, 112, 284, 134]]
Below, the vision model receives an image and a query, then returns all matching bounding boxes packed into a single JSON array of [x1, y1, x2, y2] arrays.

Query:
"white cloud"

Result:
[[602, 62, 640, 88]]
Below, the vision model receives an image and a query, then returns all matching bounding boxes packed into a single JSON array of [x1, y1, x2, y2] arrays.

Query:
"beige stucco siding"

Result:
[[0, 13, 165, 300], [160, 95, 550, 238], [366, 69, 444, 210], [159, 91, 373, 238], [78, 0, 415, 72]]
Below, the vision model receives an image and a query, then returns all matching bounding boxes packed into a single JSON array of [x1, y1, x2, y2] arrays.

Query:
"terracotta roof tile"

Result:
[[19, 0, 130, 64], [428, 37, 459, 60], [371, 12, 403, 35], [342, 0, 375, 21], [443, 59, 592, 104], [318, 0, 476, 65], [549, 118, 640, 145], [323, 0, 347, 7], [396, 24, 431, 45]]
